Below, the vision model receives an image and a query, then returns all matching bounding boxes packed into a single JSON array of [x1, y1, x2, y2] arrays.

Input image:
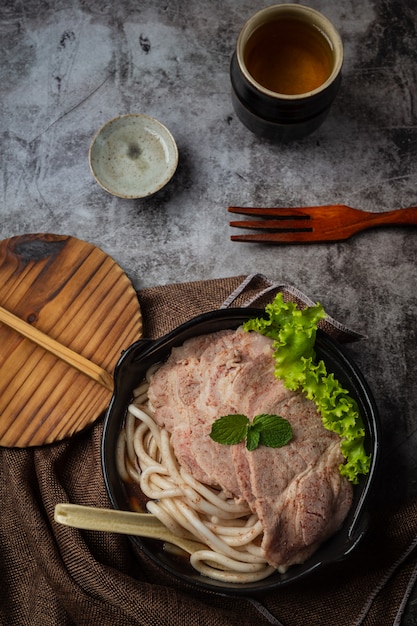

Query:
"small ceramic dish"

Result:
[[89, 114, 178, 199], [102, 308, 380, 595]]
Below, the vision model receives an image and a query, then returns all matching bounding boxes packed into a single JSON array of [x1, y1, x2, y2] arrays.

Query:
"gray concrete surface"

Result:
[[2, 0, 417, 622]]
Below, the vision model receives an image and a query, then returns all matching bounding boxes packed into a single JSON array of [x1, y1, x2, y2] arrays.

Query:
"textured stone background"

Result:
[[1, 0, 417, 621]]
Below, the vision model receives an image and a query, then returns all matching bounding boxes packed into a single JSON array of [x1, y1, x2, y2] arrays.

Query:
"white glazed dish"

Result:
[[89, 114, 178, 199]]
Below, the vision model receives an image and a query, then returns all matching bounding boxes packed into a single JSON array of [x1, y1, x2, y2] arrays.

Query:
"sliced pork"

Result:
[[147, 327, 353, 571]]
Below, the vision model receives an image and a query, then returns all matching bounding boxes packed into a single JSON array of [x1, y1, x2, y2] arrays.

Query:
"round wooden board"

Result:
[[0, 234, 142, 448]]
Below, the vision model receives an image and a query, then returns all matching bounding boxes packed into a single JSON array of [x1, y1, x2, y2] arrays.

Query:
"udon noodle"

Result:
[[116, 366, 277, 583]]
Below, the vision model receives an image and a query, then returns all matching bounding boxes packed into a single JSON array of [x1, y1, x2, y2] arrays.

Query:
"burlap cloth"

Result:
[[1, 274, 417, 626]]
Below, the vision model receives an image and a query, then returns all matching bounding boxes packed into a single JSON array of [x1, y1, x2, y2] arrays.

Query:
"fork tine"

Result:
[[229, 206, 313, 242], [230, 231, 318, 243], [229, 219, 312, 231], [228, 206, 311, 220]]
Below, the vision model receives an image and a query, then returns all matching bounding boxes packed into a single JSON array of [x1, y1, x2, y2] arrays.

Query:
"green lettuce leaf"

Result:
[[243, 293, 371, 484]]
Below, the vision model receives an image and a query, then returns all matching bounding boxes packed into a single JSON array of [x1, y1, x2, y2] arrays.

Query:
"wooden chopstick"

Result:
[[0, 305, 114, 392]]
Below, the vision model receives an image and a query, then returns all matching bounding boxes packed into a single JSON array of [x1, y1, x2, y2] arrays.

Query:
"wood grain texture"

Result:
[[0, 234, 142, 447]]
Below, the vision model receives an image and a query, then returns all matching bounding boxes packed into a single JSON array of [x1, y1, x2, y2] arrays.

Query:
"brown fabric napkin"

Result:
[[1, 273, 416, 626]]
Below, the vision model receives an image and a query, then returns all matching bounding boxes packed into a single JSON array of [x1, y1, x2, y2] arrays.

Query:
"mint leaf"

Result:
[[209, 414, 249, 445], [246, 424, 261, 451], [210, 413, 293, 451], [254, 414, 293, 447]]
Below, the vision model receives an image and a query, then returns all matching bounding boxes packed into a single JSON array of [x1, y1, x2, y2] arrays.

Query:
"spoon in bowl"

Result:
[[54, 503, 207, 555]]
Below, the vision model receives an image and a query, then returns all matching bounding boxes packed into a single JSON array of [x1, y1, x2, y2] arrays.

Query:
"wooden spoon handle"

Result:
[[54, 503, 164, 535], [0, 306, 114, 391], [54, 503, 206, 554]]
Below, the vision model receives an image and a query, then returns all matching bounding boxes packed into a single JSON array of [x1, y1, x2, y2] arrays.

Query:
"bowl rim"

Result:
[[102, 307, 380, 594], [88, 113, 178, 199]]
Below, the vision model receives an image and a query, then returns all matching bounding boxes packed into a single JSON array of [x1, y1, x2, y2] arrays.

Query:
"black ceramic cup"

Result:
[[230, 3, 344, 141]]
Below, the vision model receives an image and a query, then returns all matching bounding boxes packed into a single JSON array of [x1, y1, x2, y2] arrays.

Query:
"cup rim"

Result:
[[236, 3, 344, 101]]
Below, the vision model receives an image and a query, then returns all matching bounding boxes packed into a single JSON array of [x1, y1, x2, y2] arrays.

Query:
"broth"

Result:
[[244, 19, 334, 95]]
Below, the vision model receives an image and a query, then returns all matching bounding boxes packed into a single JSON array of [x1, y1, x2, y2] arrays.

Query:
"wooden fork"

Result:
[[228, 205, 417, 243]]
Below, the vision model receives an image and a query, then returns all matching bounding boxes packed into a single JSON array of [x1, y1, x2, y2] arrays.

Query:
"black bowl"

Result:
[[101, 308, 380, 594]]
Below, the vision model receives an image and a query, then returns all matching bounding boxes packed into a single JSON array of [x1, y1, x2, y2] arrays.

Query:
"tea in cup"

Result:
[[230, 4, 343, 141]]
